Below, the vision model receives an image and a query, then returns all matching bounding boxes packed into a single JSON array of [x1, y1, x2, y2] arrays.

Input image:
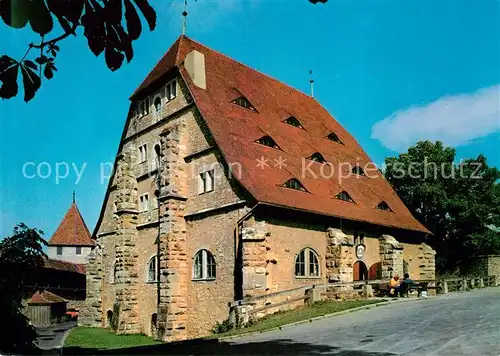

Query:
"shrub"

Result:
[[211, 318, 234, 334]]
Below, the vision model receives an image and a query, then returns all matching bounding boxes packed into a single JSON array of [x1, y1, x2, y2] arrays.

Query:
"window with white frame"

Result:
[[295, 248, 320, 278], [193, 249, 216, 280], [139, 144, 148, 163], [76, 246, 82, 255], [56, 246, 63, 255], [165, 80, 177, 102], [139, 193, 149, 213], [198, 169, 215, 194], [147, 256, 158, 282]]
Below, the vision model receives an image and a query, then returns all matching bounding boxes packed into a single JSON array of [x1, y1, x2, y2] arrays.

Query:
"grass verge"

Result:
[[64, 327, 161, 350], [216, 299, 386, 338]]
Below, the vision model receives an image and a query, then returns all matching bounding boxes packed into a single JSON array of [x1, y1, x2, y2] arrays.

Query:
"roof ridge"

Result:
[[179, 36, 317, 103]]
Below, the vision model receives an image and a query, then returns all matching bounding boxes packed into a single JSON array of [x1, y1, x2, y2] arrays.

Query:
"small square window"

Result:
[[140, 194, 149, 212], [76, 246, 82, 255], [139, 144, 148, 163], [166, 80, 177, 101], [57, 246, 63, 255], [199, 170, 215, 194]]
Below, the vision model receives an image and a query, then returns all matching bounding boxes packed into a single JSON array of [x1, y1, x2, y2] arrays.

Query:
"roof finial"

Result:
[[182, 0, 188, 36], [309, 70, 315, 98], [72, 190, 76, 204]]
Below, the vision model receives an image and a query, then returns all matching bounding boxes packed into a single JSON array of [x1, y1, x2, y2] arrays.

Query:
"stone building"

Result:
[[80, 36, 435, 341], [47, 199, 94, 264]]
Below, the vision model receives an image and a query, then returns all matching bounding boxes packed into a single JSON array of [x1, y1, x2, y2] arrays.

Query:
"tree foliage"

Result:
[[1, 0, 157, 102], [1, 0, 327, 103], [0, 223, 47, 353], [384, 141, 500, 272]]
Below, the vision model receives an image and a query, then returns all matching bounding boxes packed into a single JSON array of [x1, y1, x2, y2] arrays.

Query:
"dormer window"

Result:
[[282, 179, 307, 192], [335, 190, 354, 203], [352, 166, 365, 176], [376, 201, 393, 212], [284, 116, 304, 129], [256, 136, 279, 149], [308, 152, 326, 163], [327, 132, 343, 145], [232, 96, 256, 111]]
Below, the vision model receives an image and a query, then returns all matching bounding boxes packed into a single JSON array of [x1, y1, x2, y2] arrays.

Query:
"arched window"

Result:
[[193, 249, 216, 280], [295, 248, 320, 278], [154, 96, 162, 112], [147, 256, 158, 282], [152, 144, 161, 170]]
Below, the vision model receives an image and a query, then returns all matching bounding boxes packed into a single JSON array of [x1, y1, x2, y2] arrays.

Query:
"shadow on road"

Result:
[[63, 338, 397, 355]]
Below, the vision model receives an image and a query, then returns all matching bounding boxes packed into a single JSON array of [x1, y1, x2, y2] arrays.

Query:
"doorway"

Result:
[[353, 261, 368, 281]]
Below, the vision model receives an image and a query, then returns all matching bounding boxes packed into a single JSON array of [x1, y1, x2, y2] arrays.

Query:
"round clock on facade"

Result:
[[355, 244, 366, 259]]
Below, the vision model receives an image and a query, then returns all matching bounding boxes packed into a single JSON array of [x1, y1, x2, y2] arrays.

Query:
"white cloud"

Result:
[[371, 85, 500, 152]]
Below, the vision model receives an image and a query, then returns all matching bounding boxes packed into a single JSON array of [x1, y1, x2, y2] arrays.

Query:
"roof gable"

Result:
[[48, 203, 94, 246], [132, 36, 431, 234]]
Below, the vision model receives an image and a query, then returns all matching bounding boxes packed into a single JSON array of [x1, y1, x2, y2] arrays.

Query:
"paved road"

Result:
[[36, 321, 76, 352], [230, 288, 500, 355]]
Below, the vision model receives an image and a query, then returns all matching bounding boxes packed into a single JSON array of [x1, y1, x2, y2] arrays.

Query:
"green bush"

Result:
[[211, 318, 234, 334]]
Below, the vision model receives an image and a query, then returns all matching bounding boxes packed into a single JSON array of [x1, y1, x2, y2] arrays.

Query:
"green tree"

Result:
[[1, 0, 327, 102], [0, 223, 47, 354], [384, 141, 500, 271]]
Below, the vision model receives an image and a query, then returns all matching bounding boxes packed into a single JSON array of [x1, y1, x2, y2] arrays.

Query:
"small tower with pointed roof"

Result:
[[47, 196, 95, 264]]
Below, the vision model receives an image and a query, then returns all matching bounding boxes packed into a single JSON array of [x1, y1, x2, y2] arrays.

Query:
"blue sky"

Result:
[[1, 0, 499, 240]]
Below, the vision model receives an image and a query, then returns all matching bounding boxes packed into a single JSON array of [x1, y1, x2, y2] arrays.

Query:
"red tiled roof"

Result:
[[44, 258, 86, 274], [28, 290, 67, 305], [48, 203, 95, 246], [132, 36, 431, 234]]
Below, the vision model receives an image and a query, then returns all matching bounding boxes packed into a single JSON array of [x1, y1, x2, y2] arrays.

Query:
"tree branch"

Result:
[[29, 22, 79, 49]]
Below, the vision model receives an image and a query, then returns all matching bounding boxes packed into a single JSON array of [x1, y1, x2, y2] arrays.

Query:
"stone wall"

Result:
[[113, 150, 140, 334], [78, 244, 103, 327], [417, 243, 436, 280], [241, 220, 269, 298], [157, 123, 189, 342], [326, 228, 354, 284], [379, 235, 404, 279], [461, 255, 500, 277]]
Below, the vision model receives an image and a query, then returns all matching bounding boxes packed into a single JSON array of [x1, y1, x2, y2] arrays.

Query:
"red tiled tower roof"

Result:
[[132, 36, 431, 234], [48, 203, 94, 246]]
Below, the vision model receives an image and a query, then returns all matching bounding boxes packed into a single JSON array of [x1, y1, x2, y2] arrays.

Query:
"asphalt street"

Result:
[[229, 288, 500, 355]]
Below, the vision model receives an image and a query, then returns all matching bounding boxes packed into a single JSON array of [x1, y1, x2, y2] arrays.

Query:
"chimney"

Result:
[[185, 50, 206, 90]]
